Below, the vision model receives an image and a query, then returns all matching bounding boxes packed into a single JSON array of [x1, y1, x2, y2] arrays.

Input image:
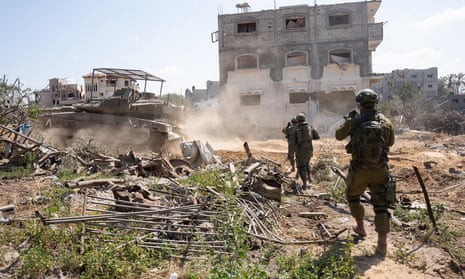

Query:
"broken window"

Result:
[[328, 13, 350, 26], [240, 94, 260, 106], [106, 79, 117, 87], [237, 54, 258, 69], [289, 92, 311, 104], [286, 52, 307, 66], [237, 21, 257, 33], [329, 49, 352, 65], [286, 16, 305, 29]]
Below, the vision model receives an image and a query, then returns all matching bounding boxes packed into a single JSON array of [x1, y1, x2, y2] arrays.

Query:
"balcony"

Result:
[[368, 22, 383, 50]]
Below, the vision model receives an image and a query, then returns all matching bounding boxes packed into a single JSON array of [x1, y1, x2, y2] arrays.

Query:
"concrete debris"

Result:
[[180, 139, 221, 168], [0, 205, 15, 224]]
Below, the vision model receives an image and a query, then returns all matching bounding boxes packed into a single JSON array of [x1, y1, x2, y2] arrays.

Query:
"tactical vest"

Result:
[[296, 124, 311, 143], [352, 112, 388, 168]]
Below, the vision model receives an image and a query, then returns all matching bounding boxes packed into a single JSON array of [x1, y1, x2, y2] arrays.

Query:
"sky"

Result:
[[1, 0, 464, 94]]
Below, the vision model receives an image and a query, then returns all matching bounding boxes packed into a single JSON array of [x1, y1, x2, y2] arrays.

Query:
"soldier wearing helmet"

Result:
[[289, 112, 320, 191], [335, 88, 395, 257], [282, 117, 299, 172]]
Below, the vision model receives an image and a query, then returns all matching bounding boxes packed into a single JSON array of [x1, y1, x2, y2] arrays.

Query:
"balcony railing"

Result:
[[368, 22, 383, 41]]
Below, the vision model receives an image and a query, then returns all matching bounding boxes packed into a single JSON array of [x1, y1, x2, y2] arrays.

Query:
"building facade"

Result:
[[445, 94, 465, 112], [185, 80, 220, 109], [373, 67, 439, 100], [82, 73, 136, 100], [215, 0, 383, 131], [35, 78, 83, 107]]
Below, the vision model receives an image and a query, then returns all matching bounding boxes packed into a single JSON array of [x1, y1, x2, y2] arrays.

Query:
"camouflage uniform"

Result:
[[289, 114, 320, 189], [282, 119, 297, 171], [335, 89, 395, 257]]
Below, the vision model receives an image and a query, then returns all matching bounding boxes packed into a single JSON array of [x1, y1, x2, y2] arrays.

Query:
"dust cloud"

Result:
[[36, 124, 152, 153], [182, 108, 247, 151], [181, 96, 292, 152]]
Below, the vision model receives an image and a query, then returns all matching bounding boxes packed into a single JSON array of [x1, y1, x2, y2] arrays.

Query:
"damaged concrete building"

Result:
[[373, 67, 439, 100], [34, 78, 83, 107], [214, 0, 383, 133]]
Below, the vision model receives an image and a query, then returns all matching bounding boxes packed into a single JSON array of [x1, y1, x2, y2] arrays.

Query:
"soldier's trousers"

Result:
[[296, 150, 312, 184], [345, 167, 391, 233], [287, 142, 295, 168]]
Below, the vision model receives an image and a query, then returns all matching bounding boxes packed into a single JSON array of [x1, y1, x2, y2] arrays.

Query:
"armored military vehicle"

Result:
[[37, 68, 185, 152]]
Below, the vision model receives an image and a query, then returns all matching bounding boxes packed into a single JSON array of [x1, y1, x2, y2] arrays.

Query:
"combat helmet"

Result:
[[355, 89, 379, 106], [291, 117, 298, 124], [296, 113, 306, 122]]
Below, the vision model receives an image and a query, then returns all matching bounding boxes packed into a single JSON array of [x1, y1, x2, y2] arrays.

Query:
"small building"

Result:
[[185, 80, 220, 109], [82, 68, 165, 101], [34, 78, 83, 107], [445, 94, 465, 112]]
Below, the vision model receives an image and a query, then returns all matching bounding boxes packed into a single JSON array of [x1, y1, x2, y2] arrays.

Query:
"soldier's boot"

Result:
[[376, 233, 387, 257], [301, 177, 307, 191], [353, 218, 367, 237]]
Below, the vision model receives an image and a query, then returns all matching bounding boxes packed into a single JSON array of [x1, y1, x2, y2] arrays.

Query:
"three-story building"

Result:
[[214, 0, 383, 132]]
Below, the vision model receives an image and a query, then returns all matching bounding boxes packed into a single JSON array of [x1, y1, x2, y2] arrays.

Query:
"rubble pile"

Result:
[[1, 126, 345, 260]]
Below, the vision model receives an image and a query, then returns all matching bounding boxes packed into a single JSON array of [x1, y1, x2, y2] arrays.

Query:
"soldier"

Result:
[[289, 113, 320, 190], [335, 89, 395, 257], [282, 117, 298, 172]]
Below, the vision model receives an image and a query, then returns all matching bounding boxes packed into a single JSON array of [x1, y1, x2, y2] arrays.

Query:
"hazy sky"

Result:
[[1, 0, 464, 94]]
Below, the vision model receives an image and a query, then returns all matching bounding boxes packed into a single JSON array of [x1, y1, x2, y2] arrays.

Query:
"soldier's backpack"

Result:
[[295, 124, 308, 143], [354, 113, 387, 167]]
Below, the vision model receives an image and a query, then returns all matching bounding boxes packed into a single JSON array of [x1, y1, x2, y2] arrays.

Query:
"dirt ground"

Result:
[[216, 131, 465, 279], [1, 130, 465, 278]]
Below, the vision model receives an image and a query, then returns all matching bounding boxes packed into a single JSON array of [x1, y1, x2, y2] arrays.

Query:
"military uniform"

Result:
[[335, 89, 395, 257], [290, 114, 320, 189], [282, 120, 297, 171]]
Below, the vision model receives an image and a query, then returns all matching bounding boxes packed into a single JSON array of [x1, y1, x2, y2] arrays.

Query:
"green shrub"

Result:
[[277, 241, 358, 279]]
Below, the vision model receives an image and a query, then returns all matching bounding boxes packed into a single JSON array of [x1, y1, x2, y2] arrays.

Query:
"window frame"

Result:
[[237, 20, 257, 34], [240, 94, 261, 106], [286, 51, 308, 67], [289, 92, 311, 104], [285, 15, 306, 29], [236, 54, 259, 70], [328, 11, 351, 27], [328, 48, 353, 65]]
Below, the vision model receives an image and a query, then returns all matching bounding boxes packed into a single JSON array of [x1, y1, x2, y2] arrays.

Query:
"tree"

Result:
[[0, 76, 38, 127], [441, 73, 465, 95]]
